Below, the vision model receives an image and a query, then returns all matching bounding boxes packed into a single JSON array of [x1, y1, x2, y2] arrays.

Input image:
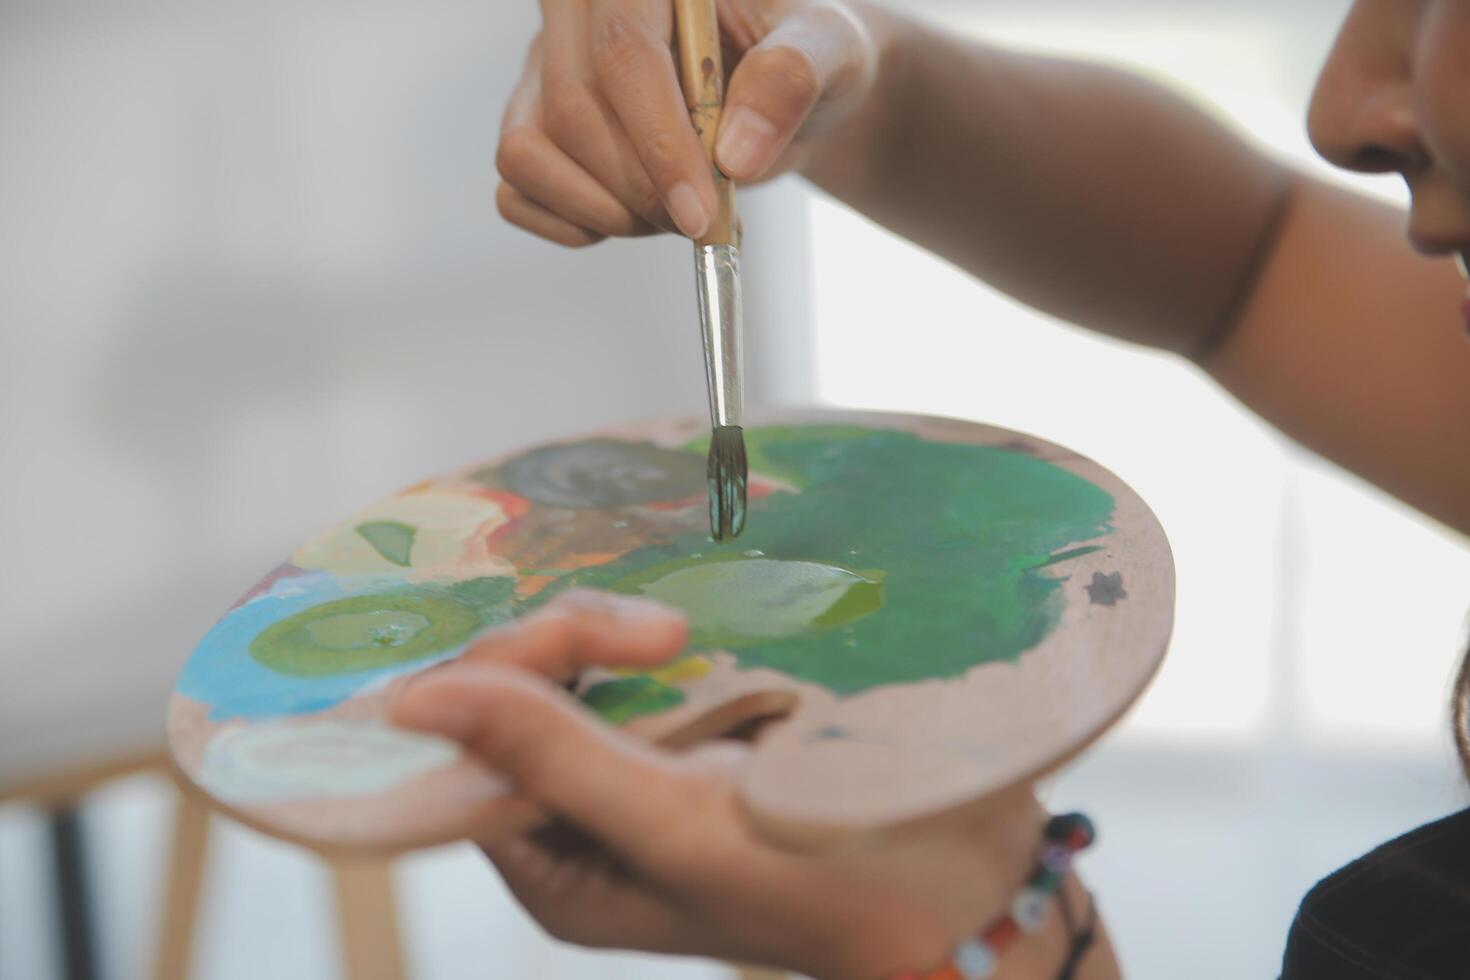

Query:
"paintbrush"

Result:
[[674, 0, 748, 541]]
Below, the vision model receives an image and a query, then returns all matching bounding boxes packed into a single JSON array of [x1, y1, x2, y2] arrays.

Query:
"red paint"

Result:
[[469, 488, 532, 522]]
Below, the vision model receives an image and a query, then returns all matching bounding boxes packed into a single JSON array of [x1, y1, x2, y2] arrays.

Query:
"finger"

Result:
[[717, 2, 874, 181], [457, 589, 688, 682], [588, 0, 715, 237], [496, 183, 605, 248], [499, 57, 659, 238], [497, 131, 659, 238], [540, 3, 678, 231], [392, 665, 708, 871]]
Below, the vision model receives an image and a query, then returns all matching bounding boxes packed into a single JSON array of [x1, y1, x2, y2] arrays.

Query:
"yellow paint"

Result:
[[615, 655, 713, 684]]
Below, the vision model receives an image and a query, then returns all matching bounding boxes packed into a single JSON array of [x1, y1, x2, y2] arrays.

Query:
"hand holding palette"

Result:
[[168, 411, 1174, 854]]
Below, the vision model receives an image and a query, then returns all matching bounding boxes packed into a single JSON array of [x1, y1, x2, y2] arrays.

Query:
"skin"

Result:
[[393, 591, 1114, 978], [396, 1, 1470, 976]]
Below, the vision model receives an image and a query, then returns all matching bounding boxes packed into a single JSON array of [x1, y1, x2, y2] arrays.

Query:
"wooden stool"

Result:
[[2, 756, 409, 980], [3, 751, 163, 980], [153, 772, 210, 980], [161, 771, 408, 980], [329, 858, 407, 980]]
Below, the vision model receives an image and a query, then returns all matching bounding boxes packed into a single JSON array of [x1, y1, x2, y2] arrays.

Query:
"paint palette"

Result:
[[168, 411, 1174, 854]]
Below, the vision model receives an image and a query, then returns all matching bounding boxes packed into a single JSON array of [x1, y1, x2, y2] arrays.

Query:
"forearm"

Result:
[[801, 5, 1291, 356], [798, 8, 1470, 532], [832, 795, 1122, 980], [1204, 179, 1470, 534]]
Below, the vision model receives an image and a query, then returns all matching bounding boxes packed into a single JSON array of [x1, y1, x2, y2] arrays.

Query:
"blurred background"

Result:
[[3, 0, 1467, 977]]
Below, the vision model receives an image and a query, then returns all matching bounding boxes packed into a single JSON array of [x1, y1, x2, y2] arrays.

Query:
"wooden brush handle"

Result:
[[673, 0, 738, 246]]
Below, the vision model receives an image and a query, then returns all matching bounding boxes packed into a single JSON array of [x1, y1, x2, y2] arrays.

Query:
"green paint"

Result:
[[684, 424, 871, 490], [536, 425, 1115, 695], [626, 555, 882, 648], [305, 610, 431, 650], [356, 521, 416, 566], [251, 594, 481, 677], [580, 676, 686, 723], [813, 567, 887, 627], [1024, 545, 1104, 572], [444, 576, 517, 620]]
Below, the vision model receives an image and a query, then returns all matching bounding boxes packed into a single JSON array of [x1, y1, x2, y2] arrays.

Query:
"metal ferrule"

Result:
[[693, 243, 743, 428]]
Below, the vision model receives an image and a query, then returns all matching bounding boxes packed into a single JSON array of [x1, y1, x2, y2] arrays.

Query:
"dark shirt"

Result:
[[1281, 807, 1470, 979]]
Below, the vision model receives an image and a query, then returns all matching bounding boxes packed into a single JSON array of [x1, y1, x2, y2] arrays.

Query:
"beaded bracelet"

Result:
[[890, 813, 1096, 980]]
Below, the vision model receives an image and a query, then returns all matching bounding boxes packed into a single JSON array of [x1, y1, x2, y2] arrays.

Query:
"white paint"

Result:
[[200, 719, 458, 804]]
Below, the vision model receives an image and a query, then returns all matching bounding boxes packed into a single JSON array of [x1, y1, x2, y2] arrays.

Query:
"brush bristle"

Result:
[[707, 425, 748, 541]]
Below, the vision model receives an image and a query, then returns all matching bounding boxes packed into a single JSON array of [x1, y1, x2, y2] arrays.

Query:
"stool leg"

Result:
[[153, 790, 212, 980], [332, 859, 406, 980], [49, 805, 99, 980]]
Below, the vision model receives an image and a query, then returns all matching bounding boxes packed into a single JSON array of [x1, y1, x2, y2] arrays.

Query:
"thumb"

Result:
[[716, 2, 875, 181]]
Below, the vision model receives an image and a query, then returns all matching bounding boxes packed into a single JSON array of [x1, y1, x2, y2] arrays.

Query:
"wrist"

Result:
[[797, 1, 919, 198], [993, 874, 1113, 980], [883, 813, 1117, 980]]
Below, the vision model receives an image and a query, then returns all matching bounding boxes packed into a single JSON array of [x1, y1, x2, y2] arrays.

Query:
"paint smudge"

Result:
[[537, 426, 1115, 694], [198, 720, 458, 804], [484, 439, 706, 509], [1085, 572, 1127, 606], [356, 521, 416, 566], [614, 655, 714, 685], [580, 676, 685, 723], [179, 574, 515, 719], [250, 594, 480, 677], [294, 490, 508, 578], [623, 556, 882, 648], [1028, 545, 1103, 572], [308, 609, 429, 649], [481, 506, 688, 582]]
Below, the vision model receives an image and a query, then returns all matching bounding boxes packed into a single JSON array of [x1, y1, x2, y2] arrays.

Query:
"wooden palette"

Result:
[[168, 411, 1174, 855]]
